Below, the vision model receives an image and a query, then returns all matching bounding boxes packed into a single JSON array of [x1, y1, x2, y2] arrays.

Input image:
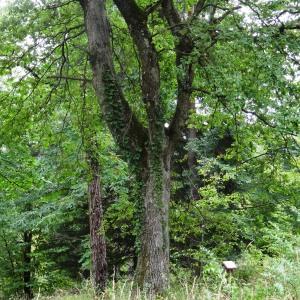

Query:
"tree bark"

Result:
[[80, 0, 194, 294], [135, 144, 171, 293], [79, 0, 147, 155], [23, 230, 33, 300], [187, 127, 199, 201], [87, 150, 107, 292]]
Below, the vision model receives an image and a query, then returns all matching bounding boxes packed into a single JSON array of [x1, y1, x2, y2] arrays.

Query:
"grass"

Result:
[[37, 268, 300, 300], [34, 241, 300, 300]]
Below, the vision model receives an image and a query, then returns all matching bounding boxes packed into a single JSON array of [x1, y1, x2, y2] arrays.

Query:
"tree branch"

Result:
[[161, 0, 195, 150], [161, 0, 182, 37], [145, 0, 162, 16], [45, 0, 76, 10], [80, 0, 147, 154], [194, 0, 206, 16], [113, 0, 161, 124], [211, 6, 241, 24], [47, 75, 92, 82]]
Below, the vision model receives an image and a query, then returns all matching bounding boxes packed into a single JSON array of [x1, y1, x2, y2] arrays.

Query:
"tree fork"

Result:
[[80, 0, 195, 294]]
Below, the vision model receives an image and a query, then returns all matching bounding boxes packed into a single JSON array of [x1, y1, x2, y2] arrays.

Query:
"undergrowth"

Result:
[[36, 241, 300, 300]]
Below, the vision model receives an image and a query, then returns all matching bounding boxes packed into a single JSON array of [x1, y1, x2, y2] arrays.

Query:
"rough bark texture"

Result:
[[80, 0, 147, 155], [135, 144, 171, 293], [88, 157, 107, 292], [80, 0, 196, 294], [162, 0, 195, 152], [111, 2, 171, 291], [23, 230, 33, 300]]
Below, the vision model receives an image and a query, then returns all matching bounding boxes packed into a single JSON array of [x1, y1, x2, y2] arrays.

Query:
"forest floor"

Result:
[[38, 243, 300, 300]]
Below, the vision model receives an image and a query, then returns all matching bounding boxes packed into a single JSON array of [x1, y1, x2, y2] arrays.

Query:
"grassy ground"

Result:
[[36, 242, 300, 300], [37, 267, 300, 299]]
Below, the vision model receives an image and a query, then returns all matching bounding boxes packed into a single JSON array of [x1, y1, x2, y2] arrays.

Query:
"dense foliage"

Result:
[[0, 0, 299, 299]]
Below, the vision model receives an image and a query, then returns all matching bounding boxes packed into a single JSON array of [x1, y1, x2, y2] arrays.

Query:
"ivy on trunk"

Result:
[[79, 0, 197, 294]]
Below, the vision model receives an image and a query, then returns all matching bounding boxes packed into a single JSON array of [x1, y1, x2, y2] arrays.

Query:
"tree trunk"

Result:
[[23, 230, 33, 300], [135, 148, 171, 294], [80, 0, 187, 294], [88, 157, 107, 292], [187, 127, 199, 201]]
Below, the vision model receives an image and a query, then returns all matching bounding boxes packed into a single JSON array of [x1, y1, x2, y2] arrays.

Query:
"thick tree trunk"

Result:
[[80, 0, 190, 294], [88, 157, 107, 292], [135, 149, 171, 294], [23, 230, 33, 300]]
